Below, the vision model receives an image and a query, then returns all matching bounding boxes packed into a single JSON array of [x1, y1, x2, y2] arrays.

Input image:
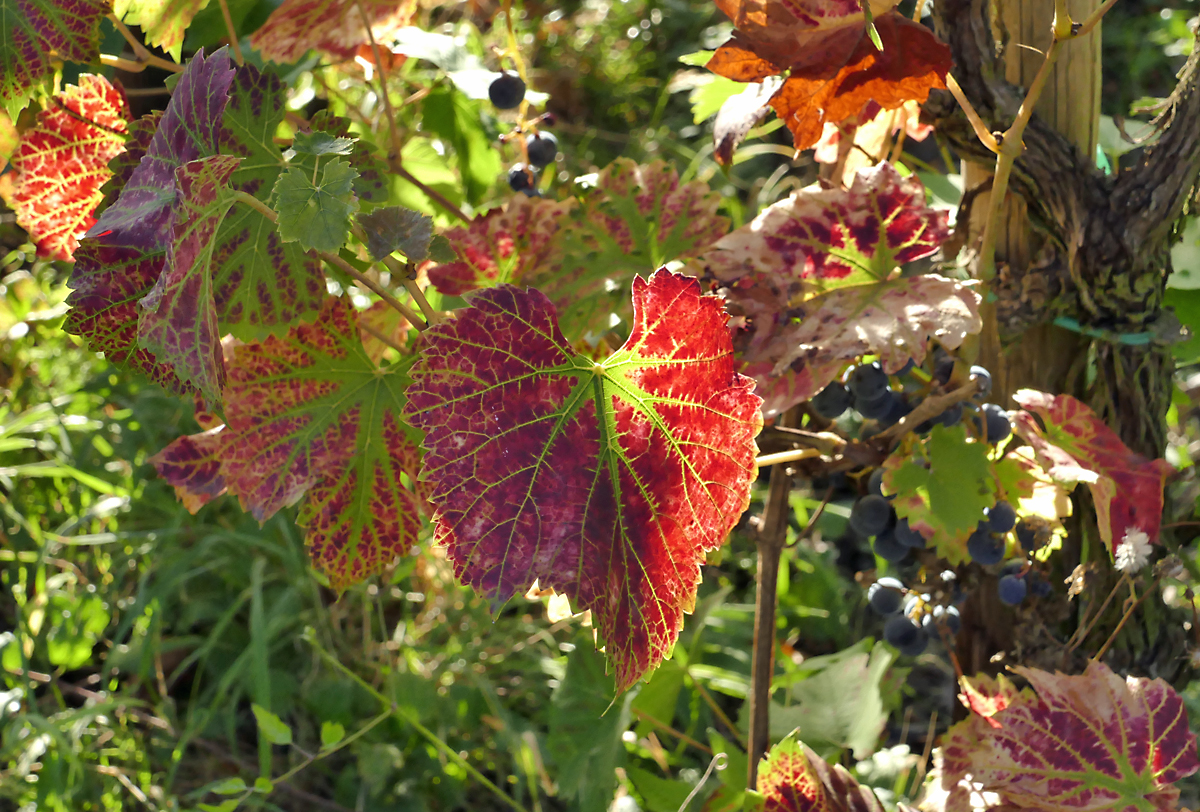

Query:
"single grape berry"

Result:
[[998, 574, 1028, 606], [933, 353, 955, 385], [812, 382, 852, 419], [894, 518, 926, 549], [856, 389, 896, 420], [980, 403, 1012, 444], [489, 72, 526, 109], [867, 467, 886, 498], [867, 577, 905, 615], [884, 615, 921, 649], [970, 365, 993, 399], [922, 605, 962, 635], [933, 402, 963, 428], [525, 131, 558, 168], [849, 362, 889, 401], [880, 396, 912, 427], [873, 528, 909, 563], [1015, 519, 1038, 551], [987, 501, 1017, 533], [897, 630, 929, 657], [508, 164, 537, 194], [967, 524, 1005, 565], [896, 358, 916, 377], [849, 495, 894, 537]]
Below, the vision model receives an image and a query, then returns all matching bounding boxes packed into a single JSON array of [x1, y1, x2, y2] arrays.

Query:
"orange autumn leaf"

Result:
[[5, 74, 129, 261]]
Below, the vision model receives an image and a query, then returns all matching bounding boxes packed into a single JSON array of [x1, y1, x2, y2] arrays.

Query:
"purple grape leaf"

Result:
[[138, 155, 241, 406], [939, 661, 1199, 812], [404, 270, 762, 691], [151, 297, 426, 590], [756, 732, 887, 812], [0, 0, 108, 118], [697, 162, 948, 300], [1011, 390, 1174, 555], [95, 111, 163, 220]]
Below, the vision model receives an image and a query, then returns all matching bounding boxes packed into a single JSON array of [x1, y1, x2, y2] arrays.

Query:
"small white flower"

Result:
[[1114, 528, 1152, 574]]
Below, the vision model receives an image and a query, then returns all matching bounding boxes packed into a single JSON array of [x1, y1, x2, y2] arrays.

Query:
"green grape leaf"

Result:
[[294, 113, 391, 209], [0, 0, 108, 118], [112, 0, 210, 60], [291, 130, 355, 156], [272, 159, 360, 253], [358, 206, 434, 261]]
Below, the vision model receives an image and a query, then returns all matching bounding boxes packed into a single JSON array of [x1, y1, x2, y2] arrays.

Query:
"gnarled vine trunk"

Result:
[[929, 0, 1200, 683]]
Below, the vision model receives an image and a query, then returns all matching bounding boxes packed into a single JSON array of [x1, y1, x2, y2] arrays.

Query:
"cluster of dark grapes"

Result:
[[868, 574, 962, 656], [488, 72, 559, 196]]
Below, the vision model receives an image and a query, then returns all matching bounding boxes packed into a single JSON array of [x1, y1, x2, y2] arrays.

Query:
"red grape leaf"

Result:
[[939, 662, 1199, 812], [756, 732, 887, 812], [151, 297, 426, 590], [957, 673, 1022, 730], [706, 7, 950, 157], [0, 0, 108, 118], [426, 193, 575, 295], [405, 270, 762, 691], [250, 0, 415, 64], [5, 75, 129, 261], [96, 111, 162, 219], [138, 155, 240, 406], [112, 0, 207, 60], [1011, 390, 1173, 555]]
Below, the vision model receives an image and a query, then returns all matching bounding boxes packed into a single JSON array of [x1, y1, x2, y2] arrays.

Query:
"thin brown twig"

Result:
[[755, 447, 823, 468], [216, 0, 245, 65], [360, 320, 406, 354], [1076, 0, 1120, 39], [786, 486, 834, 549], [691, 678, 746, 750], [105, 15, 185, 72], [630, 709, 714, 755], [388, 158, 469, 223], [380, 254, 443, 326], [877, 379, 981, 444], [1067, 573, 1128, 653], [1093, 575, 1160, 662]]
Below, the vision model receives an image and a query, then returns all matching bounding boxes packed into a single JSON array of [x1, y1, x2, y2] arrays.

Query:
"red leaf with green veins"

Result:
[[6, 75, 129, 261], [139, 155, 240, 406], [64, 241, 193, 393], [756, 733, 887, 812], [957, 673, 1022, 730], [1011, 390, 1173, 555], [250, 0, 414, 63], [151, 297, 426, 590], [940, 662, 1199, 812], [405, 270, 762, 691], [0, 0, 108, 117]]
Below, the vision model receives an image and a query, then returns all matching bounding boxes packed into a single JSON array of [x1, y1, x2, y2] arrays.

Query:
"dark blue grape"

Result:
[[1015, 520, 1038, 551], [868, 577, 905, 615], [933, 353, 955, 384], [849, 495, 894, 536], [849, 362, 889, 401], [998, 574, 1027, 606], [897, 630, 929, 657], [508, 164, 536, 193], [873, 528, 909, 562], [980, 403, 1012, 444], [933, 402, 963, 428], [867, 467, 885, 497], [1029, 574, 1052, 598], [525, 131, 558, 167], [856, 389, 896, 420], [880, 396, 912, 427], [987, 501, 1017, 533], [970, 365, 992, 399], [923, 605, 962, 635], [812, 382, 852, 418], [489, 72, 526, 109], [894, 518, 926, 549], [967, 524, 1005, 565], [896, 358, 916, 376], [884, 615, 921, 649]]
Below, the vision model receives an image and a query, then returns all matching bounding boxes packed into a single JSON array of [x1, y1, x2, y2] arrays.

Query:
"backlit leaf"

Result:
[[0, 0, 108, 118], [272, 158, 360, 253], [5, 75, 129, 261], [706, 2, 949, 158], [405, 270, 762, 690], [295, 113, 391, 208], [291, 130, 355, 156], [422, 87, 504, 206], [151, 297, 425, 590], [138, 155, 240, 406], [939, 662, 1199, 812], [358, 206, 434, 261], [250, 0, 415, 64], [95, 111, 161, 219], [150, 423, 227, 512], [112, 0, 208, 61], [757, 732, 887, 812], [1011, 390, 1173, 555]]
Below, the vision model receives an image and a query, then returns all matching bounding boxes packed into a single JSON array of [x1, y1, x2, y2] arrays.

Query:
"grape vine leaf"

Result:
[[883, 424, 995, 564], [427, 193, 575, 294], [706, 1, 950, 157], [138, 155, 241, 406], [300, 112, 392, 208], [956, 673, 1021, 730], [112, 0, 209, 60], [1011, 390, 1174, 555], [3, 74, 129, 261], [756, 732, 888, 812], [271, 159, 360, 253], [939, 662, 1199, 812], [95, 111, 161, 219], [290, 130, 355, 157], [250, 0, 415, 64], [357, 299, 412, 363], [0, 0, 108, 118], [358, 206, 434, 261], [404, 270, 762, 691], [151, 420, 226, 512], [151, 296, 426, 590]]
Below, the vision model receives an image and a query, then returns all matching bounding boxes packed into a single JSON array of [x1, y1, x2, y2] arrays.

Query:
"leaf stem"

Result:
[[99, 54, 151, 73], [105, 15, 186, 72], [387, 156, 469, 223], [355, 0, 406, 162], [944, 75, 1000, 154], [231, 190, 426, 327], [306, 634, 532, 812], [689, 677, 746, 750], [630, 708, 713, 754], [1066, 572, 1127, 653], [755, 447, 822, 468], [359, 320, 407, 354], [216, 0, 244, 65], [1092, 575, 1160, 663]]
